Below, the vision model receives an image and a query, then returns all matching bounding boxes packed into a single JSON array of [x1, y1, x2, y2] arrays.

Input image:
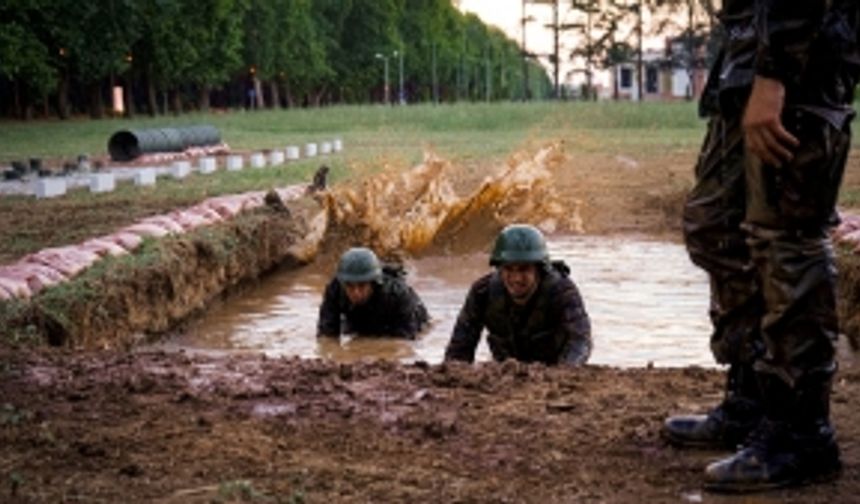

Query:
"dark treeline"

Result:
[[0, 0, 554, 120]]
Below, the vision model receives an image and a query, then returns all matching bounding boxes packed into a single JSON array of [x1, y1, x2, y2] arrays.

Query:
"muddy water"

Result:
[[168, 235, 715, 368]]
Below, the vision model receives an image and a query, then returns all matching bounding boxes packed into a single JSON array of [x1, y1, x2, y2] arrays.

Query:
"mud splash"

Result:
[[320, 142, 582, 259]]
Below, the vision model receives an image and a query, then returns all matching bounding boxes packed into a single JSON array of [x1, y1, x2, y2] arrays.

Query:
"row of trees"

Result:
[[0, 0, 554, 120]]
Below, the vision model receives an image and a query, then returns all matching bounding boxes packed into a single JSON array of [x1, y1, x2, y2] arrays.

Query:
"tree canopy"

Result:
[[0, 0, 553, 119]]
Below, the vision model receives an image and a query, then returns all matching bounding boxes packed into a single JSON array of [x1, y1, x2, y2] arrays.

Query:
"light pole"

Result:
[[394, 50, 405, 105], [374, 53, 390, 104]]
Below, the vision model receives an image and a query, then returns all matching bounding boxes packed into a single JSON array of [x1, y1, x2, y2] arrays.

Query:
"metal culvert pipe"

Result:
[[108, 125, 222, 161]]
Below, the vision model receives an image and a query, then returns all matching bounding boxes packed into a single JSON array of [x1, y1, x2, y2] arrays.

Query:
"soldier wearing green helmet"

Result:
[[444, 224, 592, 366], [317, 247, 429, 339]]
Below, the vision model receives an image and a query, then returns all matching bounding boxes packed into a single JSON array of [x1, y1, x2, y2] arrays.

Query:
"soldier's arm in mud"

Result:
[[555, 278, 592, 366], [744, 1, 829, 166], [444, 276, 490, 363], [316, 279, 343, 338]]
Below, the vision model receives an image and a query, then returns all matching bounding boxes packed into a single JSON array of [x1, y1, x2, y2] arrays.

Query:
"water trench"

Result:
[[166, 234, 715, 368]]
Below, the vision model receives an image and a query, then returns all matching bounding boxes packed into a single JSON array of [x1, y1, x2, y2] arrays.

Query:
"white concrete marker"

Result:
[[199, 157, 217, 174], [333, 139, 343, 152], [89, 173, 116, 193], [320, 142, 332, 155], [226, 155, 244, 171], [304, 143, 318, 158], [35, 178, 67, 199], [171, 161, 191, 179], [285, 146, 300, 160], [269, 150, 285, 166], [250, 152, 266, 168], [134, 169, 157, 187]]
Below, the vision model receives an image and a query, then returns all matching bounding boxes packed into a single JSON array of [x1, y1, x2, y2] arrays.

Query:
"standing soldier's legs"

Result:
[[705, 110, 849, 491], [663, 115, 764, 449]]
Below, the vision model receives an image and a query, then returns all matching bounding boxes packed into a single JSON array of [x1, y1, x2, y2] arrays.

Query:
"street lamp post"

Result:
[[394, 50, 405, 105], [374, 53, 390, 104]]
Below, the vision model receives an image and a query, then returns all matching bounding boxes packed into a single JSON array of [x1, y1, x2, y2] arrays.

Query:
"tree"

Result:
[[0, 0, 58, 119], [184, 0, 247, 111], [275, 0, 332, 107]]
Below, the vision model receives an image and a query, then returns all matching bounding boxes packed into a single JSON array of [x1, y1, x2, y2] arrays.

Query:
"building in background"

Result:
[[609, 35, 708, 101]]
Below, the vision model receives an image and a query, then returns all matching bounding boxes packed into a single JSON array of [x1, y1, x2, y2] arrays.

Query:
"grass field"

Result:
[[0, 101, 706, 165]]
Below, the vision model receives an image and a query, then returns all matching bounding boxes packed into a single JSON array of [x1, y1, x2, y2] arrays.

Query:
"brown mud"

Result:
[[1, 349, 859, 503], [2, 144, 860, 502]]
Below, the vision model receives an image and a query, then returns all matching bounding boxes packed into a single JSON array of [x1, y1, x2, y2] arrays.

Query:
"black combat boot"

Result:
[[703, 371, 841, 492], [662, 364, 762, 449]]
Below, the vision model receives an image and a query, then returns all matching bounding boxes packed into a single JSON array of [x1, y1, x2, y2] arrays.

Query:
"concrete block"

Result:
[[320, 142, 333, 155], [89, 173, 116, 193], [226, 155, 244, 171], [250, 152, 266, 169], [171, 161, 191, 179], [35, 178, 67, 199], [285, 146, 300, 160], [134, 169, 157, 187], [333, 139, 343, 152], [269, 150, 285, 166], [304, 143, 318, 158], [199, 157, 217, 174]]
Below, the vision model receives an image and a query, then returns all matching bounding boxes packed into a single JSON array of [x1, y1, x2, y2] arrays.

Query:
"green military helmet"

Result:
[[337, 247, 383, 283], [489, 224, 549, 266]]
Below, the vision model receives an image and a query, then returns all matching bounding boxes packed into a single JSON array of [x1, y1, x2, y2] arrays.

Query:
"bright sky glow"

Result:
[[458, 0, 699, 89]]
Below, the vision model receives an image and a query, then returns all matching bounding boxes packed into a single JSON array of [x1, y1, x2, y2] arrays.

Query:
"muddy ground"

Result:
[[2, 348, 859, 503], [2, 145, 860, 502]]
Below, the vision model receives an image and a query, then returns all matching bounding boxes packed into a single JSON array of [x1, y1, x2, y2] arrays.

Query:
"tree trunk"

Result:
[[124, 79, 136, 118], [198, 84, 211, 111], [146, 73, 158, 117], [310, 86, 327, 107], [284, 81, 295, 108], [269, 81, 280, 109], [613, 70, 620, 101], [170, 89, 182, 114], [13, 79, 23, 120], [253, 77, 264, 108], [56, 73, 70, 119], [89, 81, 105, 119]]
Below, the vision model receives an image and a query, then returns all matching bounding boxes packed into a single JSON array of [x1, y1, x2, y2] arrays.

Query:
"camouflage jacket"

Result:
[[317, 267, 430, 339], [701, 0, 859, 125], [444, 261, 592, 366]]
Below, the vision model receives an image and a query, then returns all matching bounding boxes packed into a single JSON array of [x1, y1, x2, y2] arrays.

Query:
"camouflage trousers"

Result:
[[683, 110, 850, 385]]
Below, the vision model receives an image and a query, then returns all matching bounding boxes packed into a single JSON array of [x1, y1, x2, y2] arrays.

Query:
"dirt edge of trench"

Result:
[[0, 195, 326, 349]]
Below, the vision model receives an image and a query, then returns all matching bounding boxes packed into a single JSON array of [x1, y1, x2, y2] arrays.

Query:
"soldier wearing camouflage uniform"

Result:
[[662, 0, 859, 492], [444, 225, 592, 366], [317, 247, 429, 339]]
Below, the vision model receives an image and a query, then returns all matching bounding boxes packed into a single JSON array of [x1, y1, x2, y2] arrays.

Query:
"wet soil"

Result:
[[1, 348, 859, 503]]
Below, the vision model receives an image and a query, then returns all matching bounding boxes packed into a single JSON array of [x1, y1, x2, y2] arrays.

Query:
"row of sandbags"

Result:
[[0, 184, 306, 300]]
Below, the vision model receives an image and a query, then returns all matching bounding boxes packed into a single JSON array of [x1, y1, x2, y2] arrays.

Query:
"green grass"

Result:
[[0, 101, 707, 165]]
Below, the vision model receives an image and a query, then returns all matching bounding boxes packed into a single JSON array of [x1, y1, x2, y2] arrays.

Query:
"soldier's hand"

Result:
[[742, 76, 799, 168]]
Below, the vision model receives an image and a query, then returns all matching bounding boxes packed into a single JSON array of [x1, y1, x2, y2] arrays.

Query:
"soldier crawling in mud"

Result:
[[662, 0, 860, 493], [444, 224, 591, 366], [317, 247, 429, 339]]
